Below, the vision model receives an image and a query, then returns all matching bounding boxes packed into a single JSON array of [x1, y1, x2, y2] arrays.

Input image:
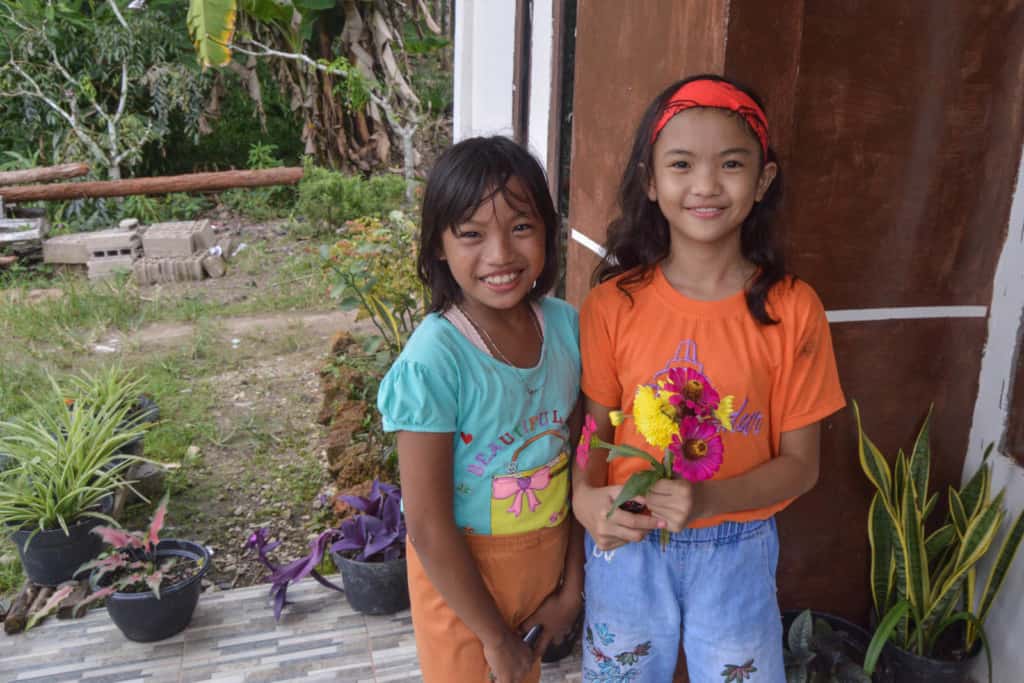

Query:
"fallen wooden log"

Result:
[[0, 167, 304, 203], [0, 162, 89, 186], [3, 581, 39, 635]]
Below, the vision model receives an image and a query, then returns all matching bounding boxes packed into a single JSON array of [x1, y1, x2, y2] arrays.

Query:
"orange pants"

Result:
[[406, 522, 569, 683]]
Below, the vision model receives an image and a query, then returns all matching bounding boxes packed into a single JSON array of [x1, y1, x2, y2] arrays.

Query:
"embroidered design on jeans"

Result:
[[721, 659, 758, 682], [584, 623, 651, 682]]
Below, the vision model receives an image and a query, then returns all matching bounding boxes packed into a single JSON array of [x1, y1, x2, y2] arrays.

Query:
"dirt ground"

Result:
[[100, 221, 374, 594]]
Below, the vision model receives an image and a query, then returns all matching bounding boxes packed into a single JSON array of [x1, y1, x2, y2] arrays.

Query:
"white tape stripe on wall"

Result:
[[569, 230, 989, 323]]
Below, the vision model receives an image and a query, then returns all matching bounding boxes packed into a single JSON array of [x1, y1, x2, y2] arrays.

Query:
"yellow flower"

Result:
[[632, 385, 679, 449], [714, 395, 736, 431], [609, 410, 625, 426]]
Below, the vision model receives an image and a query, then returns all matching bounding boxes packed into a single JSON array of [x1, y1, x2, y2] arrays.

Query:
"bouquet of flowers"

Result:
[[576, 367, 734, 547]]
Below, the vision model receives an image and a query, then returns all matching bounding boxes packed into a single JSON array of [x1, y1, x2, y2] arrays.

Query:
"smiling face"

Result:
[[439, 177, 546, 320], [646, 107, 777, 250]]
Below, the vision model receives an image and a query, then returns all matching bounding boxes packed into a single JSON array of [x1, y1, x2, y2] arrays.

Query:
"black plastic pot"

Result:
[[782, 609, 893, 682], [116, 395, 160, 457], [99, 539, 211, 642], [9, 495, 114, 586], [884, 636, 981, 683], [331, 551, 409, 616]]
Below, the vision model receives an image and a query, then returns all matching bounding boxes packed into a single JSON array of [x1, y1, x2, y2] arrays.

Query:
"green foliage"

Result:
[[855, 401, 1023, 679], [319, 55, 373, 111], [0, 374, 149, 537], [0, 1, 211, 179], [218, 142, 295, 220], [783, 610, 871, 683], [322, 211, 427, 357], [122, 193, 213, 224], [187, 0, 238, 68], [140, 60, 304, 176], [296, 166, 406, 234]]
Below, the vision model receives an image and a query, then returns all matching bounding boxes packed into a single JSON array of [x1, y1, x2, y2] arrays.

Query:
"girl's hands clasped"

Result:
[[519, 582, 582, 660], [483, 629, 534, 683], [572, 480, 664, 551], [643, 478, 703, 533]]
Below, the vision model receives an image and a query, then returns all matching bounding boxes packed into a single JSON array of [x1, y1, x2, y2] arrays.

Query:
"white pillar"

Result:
[[965, 146, 1024, 681], [453, 0, 517, 141]]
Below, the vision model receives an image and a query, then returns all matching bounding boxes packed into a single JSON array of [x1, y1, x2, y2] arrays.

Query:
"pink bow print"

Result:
[[492, 466, 552, 517]]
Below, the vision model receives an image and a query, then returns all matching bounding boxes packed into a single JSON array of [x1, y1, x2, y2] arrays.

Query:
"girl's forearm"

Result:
[[408, 517, 514, 648], [695, 450, 819, 519]]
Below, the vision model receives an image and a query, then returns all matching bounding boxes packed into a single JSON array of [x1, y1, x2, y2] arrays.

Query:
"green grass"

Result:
[[0, 538, 25, 596]]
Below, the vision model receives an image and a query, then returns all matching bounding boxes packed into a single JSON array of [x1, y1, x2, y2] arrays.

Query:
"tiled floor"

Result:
[[0, 577, 582, 682]]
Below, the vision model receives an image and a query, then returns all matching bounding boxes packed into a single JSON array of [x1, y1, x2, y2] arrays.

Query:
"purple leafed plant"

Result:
[[245, 480, 405, 621], [331, 479, 405, 562]]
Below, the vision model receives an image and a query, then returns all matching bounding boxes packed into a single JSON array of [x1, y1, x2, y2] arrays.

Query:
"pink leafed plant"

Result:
[[75, 492, 190, 600]]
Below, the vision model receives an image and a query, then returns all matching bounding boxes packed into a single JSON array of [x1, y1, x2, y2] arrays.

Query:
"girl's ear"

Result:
[[755, 162, 778, 202], [641, 163, 658, 202]]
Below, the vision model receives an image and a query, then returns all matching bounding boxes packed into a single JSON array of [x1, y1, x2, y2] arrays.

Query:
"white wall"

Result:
[[452, 0, 556, 172], [452, 1, 516, 141], [965, 148, 1024, 681], [526, 0, 555, 171]]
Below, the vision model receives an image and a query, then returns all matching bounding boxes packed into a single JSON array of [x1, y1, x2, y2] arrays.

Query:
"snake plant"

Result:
[[854, 401, 1024, 682]]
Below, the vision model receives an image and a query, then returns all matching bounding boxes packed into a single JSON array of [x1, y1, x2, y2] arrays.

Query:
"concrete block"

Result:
[[202, 253, 226, 278], [142, 219, 212, 258], [132, 255, 207, 285], [84, 229, 139, 258], [43, 233, 90, 264], [87, 254, 136, 280], [193, 222, 216, 251]]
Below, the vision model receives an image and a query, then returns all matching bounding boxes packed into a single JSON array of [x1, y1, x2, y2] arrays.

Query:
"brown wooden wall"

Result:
[[567, 0, 1024, 624]]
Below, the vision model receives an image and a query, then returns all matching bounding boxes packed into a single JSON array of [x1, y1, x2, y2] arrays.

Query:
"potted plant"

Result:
[[246, 479, 407, 619], [75, 493, 212, 642], [64, 365, 160, 458], [854, 402, 1024, 683], [782, 608, 879, 683], [0, 377, 149, 585], [328, 479, 408, 615]]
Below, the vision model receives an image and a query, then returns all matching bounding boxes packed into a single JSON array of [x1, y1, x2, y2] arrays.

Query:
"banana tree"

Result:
[[855, 401, 1024, 682], [186, 0, 442, 179]]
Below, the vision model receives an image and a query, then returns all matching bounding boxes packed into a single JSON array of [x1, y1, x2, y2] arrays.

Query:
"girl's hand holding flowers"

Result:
[[576, 368, 733, 549]]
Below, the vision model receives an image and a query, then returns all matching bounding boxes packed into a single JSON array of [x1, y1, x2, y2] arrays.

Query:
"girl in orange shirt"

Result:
[[573, 75, 845, 682]]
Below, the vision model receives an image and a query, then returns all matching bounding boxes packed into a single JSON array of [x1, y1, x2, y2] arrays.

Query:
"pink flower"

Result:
[[669, 417, 724, 482], [665, 367, 720, 416], [576, 414, 597, 469]]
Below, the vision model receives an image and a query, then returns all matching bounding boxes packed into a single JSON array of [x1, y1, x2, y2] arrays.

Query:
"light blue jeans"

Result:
[[582, 518, 785, 683]]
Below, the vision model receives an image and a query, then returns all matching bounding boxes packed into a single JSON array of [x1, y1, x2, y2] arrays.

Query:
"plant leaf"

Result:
[[146, 491, 169, 552], [975, 508, 1024, 636], [854, 401, 891, 500], [868, 493, 896, 617], [864, 601, 910, 675], [908, 406, 932, 502], [606, 470, 660, 519], [787, 609, 814, 657], [25, 585, 75, 630], [187, 0, 238, 69]]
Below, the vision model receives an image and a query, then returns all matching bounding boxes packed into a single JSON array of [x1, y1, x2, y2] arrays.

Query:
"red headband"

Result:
[[651, 80, 769, 158]]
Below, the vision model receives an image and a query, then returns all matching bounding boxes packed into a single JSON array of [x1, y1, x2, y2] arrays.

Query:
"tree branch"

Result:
[[107, 0, 129, 30]]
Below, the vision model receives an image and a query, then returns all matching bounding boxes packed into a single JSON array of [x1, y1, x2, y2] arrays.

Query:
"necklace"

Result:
[[456, 304, 544, 395]]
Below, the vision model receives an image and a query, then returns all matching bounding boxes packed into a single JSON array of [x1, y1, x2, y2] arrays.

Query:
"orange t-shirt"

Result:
[[580, 267, 846, 527]]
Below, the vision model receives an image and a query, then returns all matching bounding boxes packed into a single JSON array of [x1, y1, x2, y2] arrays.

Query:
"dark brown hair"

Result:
[[418, 136, 560, 313], [595, 74, 788, 325]]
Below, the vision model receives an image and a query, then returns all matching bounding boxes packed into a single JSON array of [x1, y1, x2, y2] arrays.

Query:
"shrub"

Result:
[[296, 165, 406, 234]]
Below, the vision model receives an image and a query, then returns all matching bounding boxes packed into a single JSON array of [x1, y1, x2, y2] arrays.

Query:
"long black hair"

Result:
[[595, 74, 787, 325], [418, 136, 560, 313]]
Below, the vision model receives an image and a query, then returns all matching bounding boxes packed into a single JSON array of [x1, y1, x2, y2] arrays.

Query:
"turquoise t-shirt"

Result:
[[377, 297, 580, 536]]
